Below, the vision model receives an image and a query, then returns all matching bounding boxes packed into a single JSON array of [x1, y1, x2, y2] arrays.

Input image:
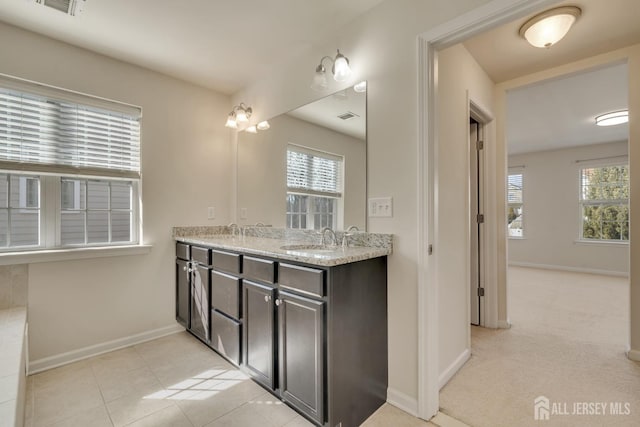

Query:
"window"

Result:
[[286, 145, 343, 230], [0, 173, 40, 248], [0, 76, 141, 251], [507, 170, 524, 237], [580, 164, 629, 241]]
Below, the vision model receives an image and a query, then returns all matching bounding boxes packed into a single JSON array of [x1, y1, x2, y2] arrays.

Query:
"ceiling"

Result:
[[506, 63, 628, 155], [464, 0, 640, 83], [463, 0, 637, 155], [0, 0, 384, 95], [287, 87, 366, 140]]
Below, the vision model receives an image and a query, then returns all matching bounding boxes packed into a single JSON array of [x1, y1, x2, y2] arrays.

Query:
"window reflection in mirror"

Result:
[[236, 84, 366, 231]]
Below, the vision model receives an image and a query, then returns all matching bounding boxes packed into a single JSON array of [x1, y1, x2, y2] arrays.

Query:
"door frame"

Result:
[[415, 0, 560, 419]]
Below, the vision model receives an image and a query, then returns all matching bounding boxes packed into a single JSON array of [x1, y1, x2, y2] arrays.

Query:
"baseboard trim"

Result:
[[497, 320, 511, 329], [387, 388, 418, 417], [28, 323, 184, 374], [627, 349, 640, 362], [438, 348, 471, 390], [509, 261, 628, 278]]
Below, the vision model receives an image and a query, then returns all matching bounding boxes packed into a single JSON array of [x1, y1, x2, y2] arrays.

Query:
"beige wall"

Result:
[[437, 44, 496, 378], [237, 114, 366, 230], [508, 142, 629, 275], [231, 0, 493, 404], [0, 22, 232, 362], [496, 43, 640, 357]]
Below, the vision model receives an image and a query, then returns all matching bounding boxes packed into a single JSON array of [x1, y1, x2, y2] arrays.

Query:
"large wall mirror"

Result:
[[236, 85, 367, 231]]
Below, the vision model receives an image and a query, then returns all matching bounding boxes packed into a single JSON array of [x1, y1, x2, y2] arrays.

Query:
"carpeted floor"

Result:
[[439, 266, 640, 427]]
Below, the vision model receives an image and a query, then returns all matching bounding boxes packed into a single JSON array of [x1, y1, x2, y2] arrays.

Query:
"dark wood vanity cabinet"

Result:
[[175, 241, 387, 427], [175, 244, 190, 328], [243, 280, 277, 390]]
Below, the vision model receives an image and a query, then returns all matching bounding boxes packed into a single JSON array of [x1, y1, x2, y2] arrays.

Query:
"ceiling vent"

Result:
[[337, 111, 360, 121], [36, 0, 86, 16]]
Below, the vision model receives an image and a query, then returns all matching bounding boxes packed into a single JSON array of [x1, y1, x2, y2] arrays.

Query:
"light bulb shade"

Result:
[[257, 121, 270, 130], [245, 125, 258, 133], [225, 114, 237, 129], [519, 6, 581, 48], [595, 110, 629, 127], [235, 109, 249, 123], [353, 81, 367, 93], [311, 70, 329, 91], [332, 51, 351, 82]]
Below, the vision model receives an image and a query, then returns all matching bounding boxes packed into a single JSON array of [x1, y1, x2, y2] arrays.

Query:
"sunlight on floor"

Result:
[[143, 368, 249, 401]]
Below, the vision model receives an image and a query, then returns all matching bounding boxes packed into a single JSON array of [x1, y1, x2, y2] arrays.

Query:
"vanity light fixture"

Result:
[[224, 103, 252, 129], [519, 6, 581, 48], [595, 110, 629, 127], [257, 121, 270, 130], [353, 81, 367, 93], [311, 49, 353, 91]]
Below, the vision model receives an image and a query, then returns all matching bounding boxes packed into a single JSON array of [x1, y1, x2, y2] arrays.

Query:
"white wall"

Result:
[[508, 142, 629, 275], [237, 114, 366, 229], [0, 22, 232, 362], [231, 0, 493, 408], [436, 44, 496, 381]]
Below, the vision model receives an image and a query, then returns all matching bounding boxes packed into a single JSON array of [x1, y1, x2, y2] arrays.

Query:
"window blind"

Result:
[[507, 173, 523, 204], [287, 145, 343, 197], [0, 86, 141, 179]]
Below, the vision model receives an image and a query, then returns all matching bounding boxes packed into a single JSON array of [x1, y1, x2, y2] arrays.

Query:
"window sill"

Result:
[[574, 239, 629, 247], [0, 244, 153, 266], [508, 236, 526, 240]]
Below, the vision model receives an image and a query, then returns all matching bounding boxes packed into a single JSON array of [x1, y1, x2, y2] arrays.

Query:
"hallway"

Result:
[[439, 267, 639, 426]]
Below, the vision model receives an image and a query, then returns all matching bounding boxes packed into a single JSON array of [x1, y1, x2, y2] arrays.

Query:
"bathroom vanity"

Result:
[[174, 228, 391, 427]]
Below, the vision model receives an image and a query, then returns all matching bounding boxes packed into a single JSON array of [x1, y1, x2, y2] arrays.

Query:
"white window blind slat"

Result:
[[508, 173, 523, 204], [0, 87, 141, 179], [287, 146, 343, 197]]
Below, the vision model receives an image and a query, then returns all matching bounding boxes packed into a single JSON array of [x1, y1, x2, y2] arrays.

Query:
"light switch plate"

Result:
[[368, 197, 393, 218], [207, 207, 215, 220], [240, 208, 248, 220]]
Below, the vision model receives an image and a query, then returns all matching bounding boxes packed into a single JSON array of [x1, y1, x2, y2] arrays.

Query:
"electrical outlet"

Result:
[[368, 197, 393, 218], [207, 207, 215, 220], [240, 208, 248, 220]]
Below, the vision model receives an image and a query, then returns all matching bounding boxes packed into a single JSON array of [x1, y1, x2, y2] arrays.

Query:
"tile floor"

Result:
[[24, 331, 439, 427]]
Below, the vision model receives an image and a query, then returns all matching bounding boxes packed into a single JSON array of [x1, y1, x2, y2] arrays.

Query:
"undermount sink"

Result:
[[280, 244, 338, 253]]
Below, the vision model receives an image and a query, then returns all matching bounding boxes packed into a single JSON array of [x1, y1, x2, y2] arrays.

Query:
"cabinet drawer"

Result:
[[244, 256, 275, 284], [176, 242, 190, 261], [191, 246, 212, 266], [211, 271, 241, 319], [211, 311, 241, 366], [278, 263, 325, 298], [213, 250, 242, 274]]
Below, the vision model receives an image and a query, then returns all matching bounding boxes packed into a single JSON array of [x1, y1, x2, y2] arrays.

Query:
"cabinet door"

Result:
[[278, 290, 325, 425], [175, 259, 190, 328], [242, 280, 276, 390], [190, 264, 210, 343]]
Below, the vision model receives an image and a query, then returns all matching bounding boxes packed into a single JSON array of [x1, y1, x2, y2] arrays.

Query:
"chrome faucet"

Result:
[[319, 227, 337, 247]]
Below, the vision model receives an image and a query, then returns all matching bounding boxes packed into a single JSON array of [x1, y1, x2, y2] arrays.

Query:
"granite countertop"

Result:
[[173, 227, 392, 267]]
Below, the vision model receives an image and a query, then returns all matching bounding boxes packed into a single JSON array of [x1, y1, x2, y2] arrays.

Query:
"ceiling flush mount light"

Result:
[[311, 49, 353, 91], [595, 110, 629, 127], [519, 6, 581, 48], [224, 103, 252, 129]]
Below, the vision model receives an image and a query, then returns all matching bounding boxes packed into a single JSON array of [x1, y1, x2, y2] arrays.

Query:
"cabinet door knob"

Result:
[[183, 265, 188, 271], [264, 295, 271, 302], [275, 299, 282, 306]]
